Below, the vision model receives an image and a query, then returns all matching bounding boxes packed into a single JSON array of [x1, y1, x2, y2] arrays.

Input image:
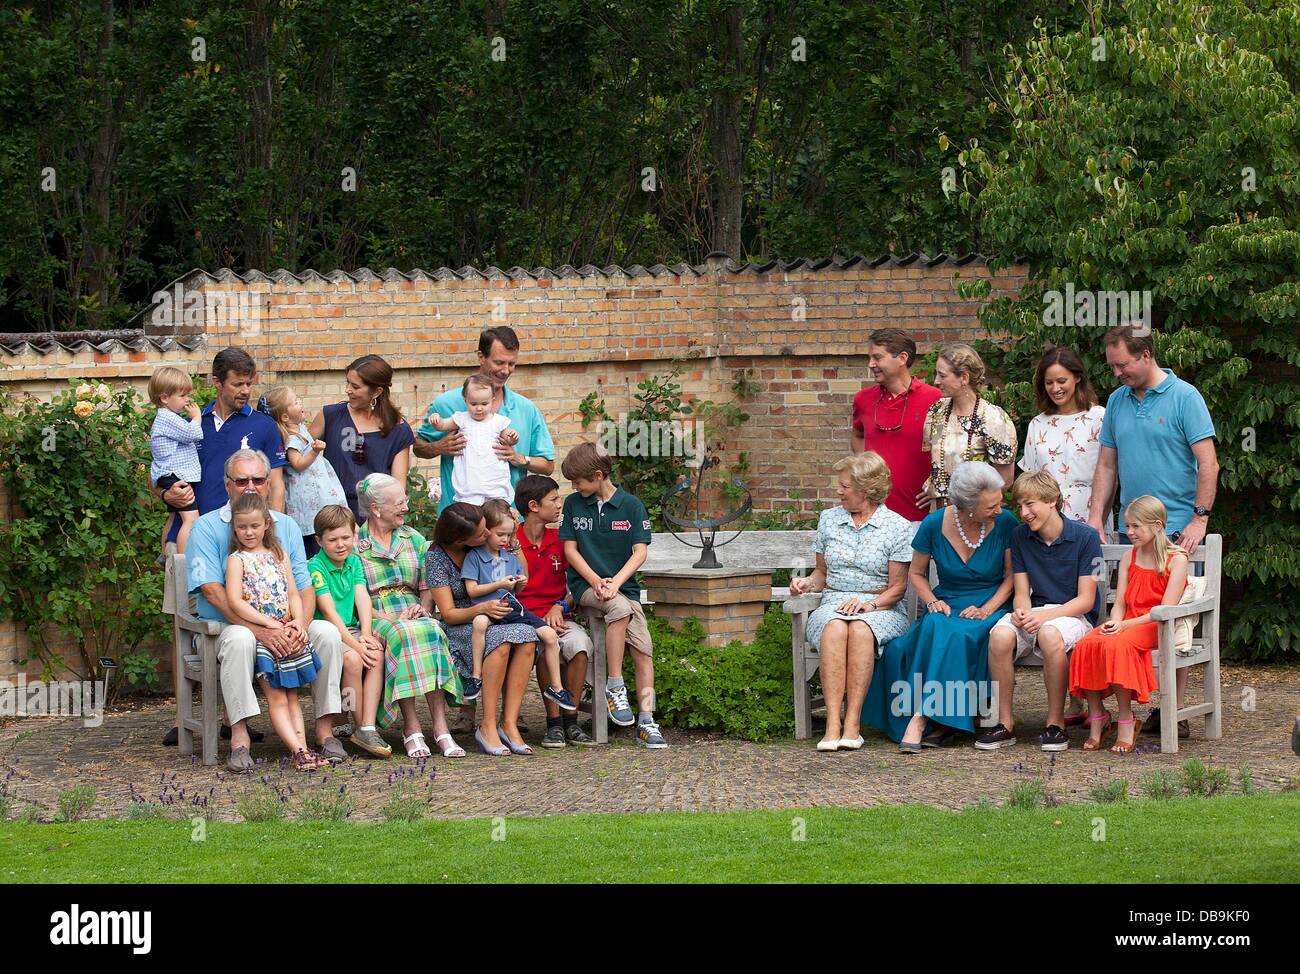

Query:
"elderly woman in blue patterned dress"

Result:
[[789, 452, 914, 751]]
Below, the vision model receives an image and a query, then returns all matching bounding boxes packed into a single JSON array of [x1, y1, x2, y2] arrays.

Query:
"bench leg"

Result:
[[174, 622, 194, 758], [200, 637, 221, 766], [592, 618, 608, 745], [1159, 647, 1179, 755], [793, 642, 812, 740]]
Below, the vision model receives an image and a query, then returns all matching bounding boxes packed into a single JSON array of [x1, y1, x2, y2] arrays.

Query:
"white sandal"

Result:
[[434, 733, 466, 758], [403, 731, 431, 758]]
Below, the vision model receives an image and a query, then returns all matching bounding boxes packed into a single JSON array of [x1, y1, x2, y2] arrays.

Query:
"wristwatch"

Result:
[[515, 453, 531, 469], [1192, 505, 1211, 517]]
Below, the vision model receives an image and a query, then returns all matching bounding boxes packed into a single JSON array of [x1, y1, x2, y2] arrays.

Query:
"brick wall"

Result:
[[0, 256, 1027, 676]]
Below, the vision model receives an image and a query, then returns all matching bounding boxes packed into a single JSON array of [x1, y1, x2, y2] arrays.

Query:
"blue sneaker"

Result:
[[461, 676, 482, 702], [605, 685, 635, 726], [543, 685, 577, 712], [636, 720, 667, 749]]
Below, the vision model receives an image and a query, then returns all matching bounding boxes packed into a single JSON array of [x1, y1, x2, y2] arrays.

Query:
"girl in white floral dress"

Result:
[[1019, 347, 1109, 530]]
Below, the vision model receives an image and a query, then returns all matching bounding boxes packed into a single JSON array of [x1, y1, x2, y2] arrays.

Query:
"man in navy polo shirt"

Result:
[[978, 471, 1103, 752], [158, 347, 287, 519], [157, 346, 286, 747]]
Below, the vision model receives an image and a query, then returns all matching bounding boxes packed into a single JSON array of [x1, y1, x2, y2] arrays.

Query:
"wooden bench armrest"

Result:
[[782, 594, 820, 615], [176, 614, 223, 638], [1150, 597, 1216, 622]]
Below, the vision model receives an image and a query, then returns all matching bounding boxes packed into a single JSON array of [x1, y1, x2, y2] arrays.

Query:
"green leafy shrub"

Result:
[[1238, 764, 1255, 796], [1007, 779, 1045, 809], [298, 786, 354, 822], [237, 790, 287, 823], [405, 470, 441, 540], [1088, 779, 1129, 804], [635, 607, 794, 741], [1140, 770, 1182, 800], [125, 800, 167, 821], [380, 780, 430, 822], [55, 785, 96, 823], [0, 382, 169, 690], [1180, 757, 1232, 798]]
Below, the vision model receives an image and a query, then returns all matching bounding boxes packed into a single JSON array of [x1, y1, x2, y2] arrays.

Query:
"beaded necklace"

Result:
[[934, 397, 981, 498]]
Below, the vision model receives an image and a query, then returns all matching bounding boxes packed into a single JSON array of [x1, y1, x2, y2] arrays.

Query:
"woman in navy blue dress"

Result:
[[311, 355, 415, 525], [863, 461, 1016, 750]]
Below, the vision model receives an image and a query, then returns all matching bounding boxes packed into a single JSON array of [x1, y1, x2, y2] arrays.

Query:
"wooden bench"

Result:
[[784, 535, 1224, 754], [164, 553, 224, 766]]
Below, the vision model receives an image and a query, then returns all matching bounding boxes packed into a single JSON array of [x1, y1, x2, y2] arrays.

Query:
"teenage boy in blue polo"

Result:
[[978, 470, 1103, 752], [558, 442, 665, 748]]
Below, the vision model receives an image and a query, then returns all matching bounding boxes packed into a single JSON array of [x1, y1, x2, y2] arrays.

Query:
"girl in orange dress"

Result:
[[1069, 496, 1188, 754]]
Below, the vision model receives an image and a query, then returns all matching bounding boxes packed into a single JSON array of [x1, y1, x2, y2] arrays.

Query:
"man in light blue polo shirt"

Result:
[[1087, 325, 1219, 551], [186, 448, 343, 772], [1086, 324, 1219, 740], [412, 326, 556, 513]]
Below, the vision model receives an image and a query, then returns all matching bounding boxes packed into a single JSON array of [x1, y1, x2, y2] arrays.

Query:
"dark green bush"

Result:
[[633, 607, 794, 742]]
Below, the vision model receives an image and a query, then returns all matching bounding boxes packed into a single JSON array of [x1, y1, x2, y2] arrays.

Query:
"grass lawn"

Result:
[[3, 794, 1297, 883]]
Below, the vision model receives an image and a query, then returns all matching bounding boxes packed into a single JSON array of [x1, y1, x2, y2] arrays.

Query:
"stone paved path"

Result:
[[2, 665, 1297, 822]]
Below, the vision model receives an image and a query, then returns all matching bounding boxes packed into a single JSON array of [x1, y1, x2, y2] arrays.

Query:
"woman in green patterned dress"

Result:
[[355, 473, 465, 758]]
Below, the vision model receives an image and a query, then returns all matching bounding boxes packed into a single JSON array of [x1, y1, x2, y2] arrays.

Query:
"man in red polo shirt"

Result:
[[851, 329, 942, 523], [514, 474, 597, 748]]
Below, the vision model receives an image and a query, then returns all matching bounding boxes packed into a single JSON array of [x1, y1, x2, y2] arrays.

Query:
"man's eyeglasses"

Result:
[[229, 475, 269, 487], [873, 382, 914, 433]]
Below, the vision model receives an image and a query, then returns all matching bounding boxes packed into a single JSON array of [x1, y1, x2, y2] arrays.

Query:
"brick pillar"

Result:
[[642, 569, 772, 647]]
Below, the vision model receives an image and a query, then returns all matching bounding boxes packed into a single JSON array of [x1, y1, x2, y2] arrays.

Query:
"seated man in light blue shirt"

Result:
[[412, 326, 556, 513], [186, 448, 343, 772], [1086, 325, 1220, 739]]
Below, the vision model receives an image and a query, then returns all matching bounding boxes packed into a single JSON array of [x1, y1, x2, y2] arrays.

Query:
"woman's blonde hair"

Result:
[[261, 385, 298, 447], [937, 342, 987, 389], [1124, 495, 1179, 576], [832, 451, 891, 505]]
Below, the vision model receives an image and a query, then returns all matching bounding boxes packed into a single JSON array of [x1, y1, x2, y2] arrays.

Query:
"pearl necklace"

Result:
[[954, 510, 988, 550]]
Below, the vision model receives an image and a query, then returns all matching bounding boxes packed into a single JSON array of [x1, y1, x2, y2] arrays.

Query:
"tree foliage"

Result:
[[948, 0, 1300, 657]]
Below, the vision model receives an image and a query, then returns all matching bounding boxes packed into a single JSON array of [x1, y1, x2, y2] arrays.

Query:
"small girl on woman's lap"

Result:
[[461, 498, 574, 712], [1069, 495, 1188, 754], [224, 493, 328, 770]]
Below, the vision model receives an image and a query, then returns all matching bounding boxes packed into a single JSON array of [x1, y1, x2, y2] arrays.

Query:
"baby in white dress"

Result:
[[424, 374, 520, 505]]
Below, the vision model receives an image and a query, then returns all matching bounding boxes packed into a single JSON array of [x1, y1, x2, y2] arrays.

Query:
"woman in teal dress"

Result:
[[863, 461, 1016, 750]]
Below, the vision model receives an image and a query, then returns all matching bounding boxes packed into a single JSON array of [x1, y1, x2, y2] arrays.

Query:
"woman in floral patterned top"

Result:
[[354, 473, 464, 759], [921, 343, 1017, 506], [1019, 346, 1109, 530]]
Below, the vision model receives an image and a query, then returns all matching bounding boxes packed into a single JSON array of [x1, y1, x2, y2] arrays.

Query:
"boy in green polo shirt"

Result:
[[558, 442, 666, 748], [308, 505, 392, 758]]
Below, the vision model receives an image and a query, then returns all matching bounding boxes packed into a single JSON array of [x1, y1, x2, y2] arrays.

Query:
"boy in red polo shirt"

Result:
[[851, 328, 942, 522], [514, 475, 597, 747]]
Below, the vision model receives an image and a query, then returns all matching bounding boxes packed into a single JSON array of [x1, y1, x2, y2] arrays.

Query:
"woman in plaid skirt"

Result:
[[355, 474, 466, 759]]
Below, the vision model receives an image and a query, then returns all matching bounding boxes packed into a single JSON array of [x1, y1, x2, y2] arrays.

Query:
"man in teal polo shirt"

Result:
[[1086, 326, 1219, 551], [412, 326, 556, 513], [1086, 324, 1219, 740]]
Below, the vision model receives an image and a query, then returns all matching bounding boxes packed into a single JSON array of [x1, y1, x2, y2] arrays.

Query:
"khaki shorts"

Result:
[[992, 607, 1093, 665], [556, 621, 594, 662], [578, 589, 653, 657]]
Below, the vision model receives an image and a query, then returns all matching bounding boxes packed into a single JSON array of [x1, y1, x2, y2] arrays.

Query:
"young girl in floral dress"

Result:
[[225, 493, 327, 770]]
